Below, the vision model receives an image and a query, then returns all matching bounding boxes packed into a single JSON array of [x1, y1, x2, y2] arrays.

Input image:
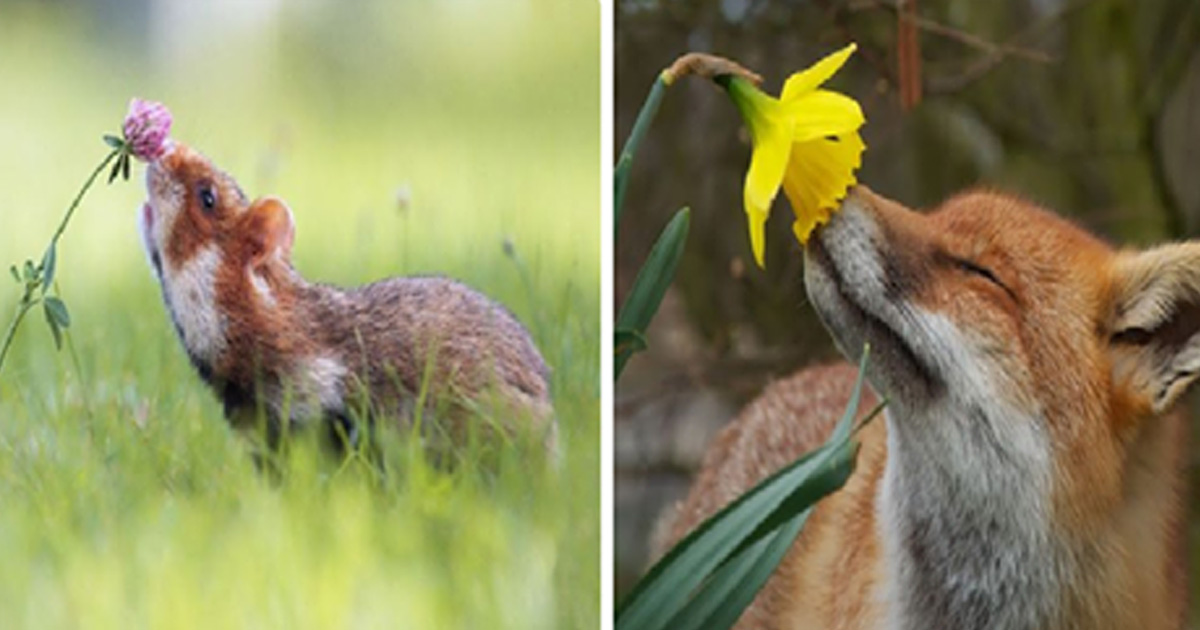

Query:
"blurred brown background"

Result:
[[614, 0, 1200, 603]]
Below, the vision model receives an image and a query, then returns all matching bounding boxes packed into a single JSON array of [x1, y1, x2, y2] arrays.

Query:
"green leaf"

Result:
[[614, 328, 648, 356], [103, 134, 124, 149], [39, 242, 56, 293], [44, 296, 70, 328], [43, 302, 63, 350], [122, 152, 131, 181], [108, 155, 124, 184], [615, 346, 876, 630], [615, 73, 668, 229], [614, 154, 633, 234], [22, 259, 36, 283], [615, 208, 689, 378], [665, 509, 809, 630], [616, 440, 853, 630], [723, 346, 874, 560], [8, 264, 18, 283]]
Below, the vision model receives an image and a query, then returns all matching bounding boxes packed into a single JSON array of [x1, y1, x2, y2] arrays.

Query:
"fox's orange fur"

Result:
[[657, 187, 1191, 629]]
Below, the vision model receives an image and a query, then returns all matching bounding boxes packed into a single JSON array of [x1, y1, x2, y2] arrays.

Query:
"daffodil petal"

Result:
[[784, 90, 865, 143], [745, 120, 792, 213], [780, 43, 857, 103], [743, 118, 792, 267], [792, 207, 835, 246], [747, 205, 769, 269], [781, 131, 866, 244]]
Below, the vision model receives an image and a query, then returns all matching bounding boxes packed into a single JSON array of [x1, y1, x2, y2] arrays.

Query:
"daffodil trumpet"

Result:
[[717, 43, 866, 268]]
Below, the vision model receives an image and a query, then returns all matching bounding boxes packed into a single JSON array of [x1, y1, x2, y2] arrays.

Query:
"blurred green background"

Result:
[[614, 0, 1200, 611], [0, 1, 598, 628]]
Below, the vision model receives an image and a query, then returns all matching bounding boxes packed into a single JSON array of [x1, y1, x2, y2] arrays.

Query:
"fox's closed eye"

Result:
[[952, 257, 1005, 289]]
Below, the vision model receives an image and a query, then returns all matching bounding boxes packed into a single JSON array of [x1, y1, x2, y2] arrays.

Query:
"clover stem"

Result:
[[49, 149, 120, 248], [0, 147, 122, 378], [0, 294, 35, 377]]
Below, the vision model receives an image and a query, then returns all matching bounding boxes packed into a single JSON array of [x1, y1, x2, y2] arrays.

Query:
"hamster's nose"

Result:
[[146, 142, 180, 185], [155, 139, 178, 162]]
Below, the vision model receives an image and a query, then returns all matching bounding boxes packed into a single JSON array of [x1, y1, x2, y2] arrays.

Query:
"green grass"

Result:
[[0, 3, 598, 628]]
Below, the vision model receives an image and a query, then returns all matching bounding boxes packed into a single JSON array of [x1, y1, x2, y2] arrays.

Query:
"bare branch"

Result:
[[926, 0, 1099, 93], [852, 0, 1053, 63]]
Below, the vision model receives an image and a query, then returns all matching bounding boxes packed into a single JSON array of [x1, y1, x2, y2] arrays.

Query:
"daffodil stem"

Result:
[[615, 73, 668, 233]]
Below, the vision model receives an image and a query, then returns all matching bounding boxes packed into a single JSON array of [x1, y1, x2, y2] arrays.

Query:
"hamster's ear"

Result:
[[244, 196, 295, 268]]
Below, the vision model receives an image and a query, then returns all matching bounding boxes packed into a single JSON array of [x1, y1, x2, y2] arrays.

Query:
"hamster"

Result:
[[138, 142, 557, 458]]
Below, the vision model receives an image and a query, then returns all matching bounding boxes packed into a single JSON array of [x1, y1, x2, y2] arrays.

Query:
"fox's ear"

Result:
[[243, 196, 295, 268], [1108, 243, 1200, 413]]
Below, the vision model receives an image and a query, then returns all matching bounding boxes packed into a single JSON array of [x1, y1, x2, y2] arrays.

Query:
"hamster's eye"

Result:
[[199, 186, 217, 213]]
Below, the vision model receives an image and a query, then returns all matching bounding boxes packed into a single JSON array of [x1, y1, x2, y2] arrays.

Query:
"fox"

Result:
[[654, 186, 1193, 629]]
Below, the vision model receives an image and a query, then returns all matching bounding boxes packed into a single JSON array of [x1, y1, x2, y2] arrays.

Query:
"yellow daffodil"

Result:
[[719, 44, 866, 268]]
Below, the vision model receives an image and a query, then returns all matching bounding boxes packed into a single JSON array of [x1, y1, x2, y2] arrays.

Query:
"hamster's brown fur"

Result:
[[139, 142, 556, 457]]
